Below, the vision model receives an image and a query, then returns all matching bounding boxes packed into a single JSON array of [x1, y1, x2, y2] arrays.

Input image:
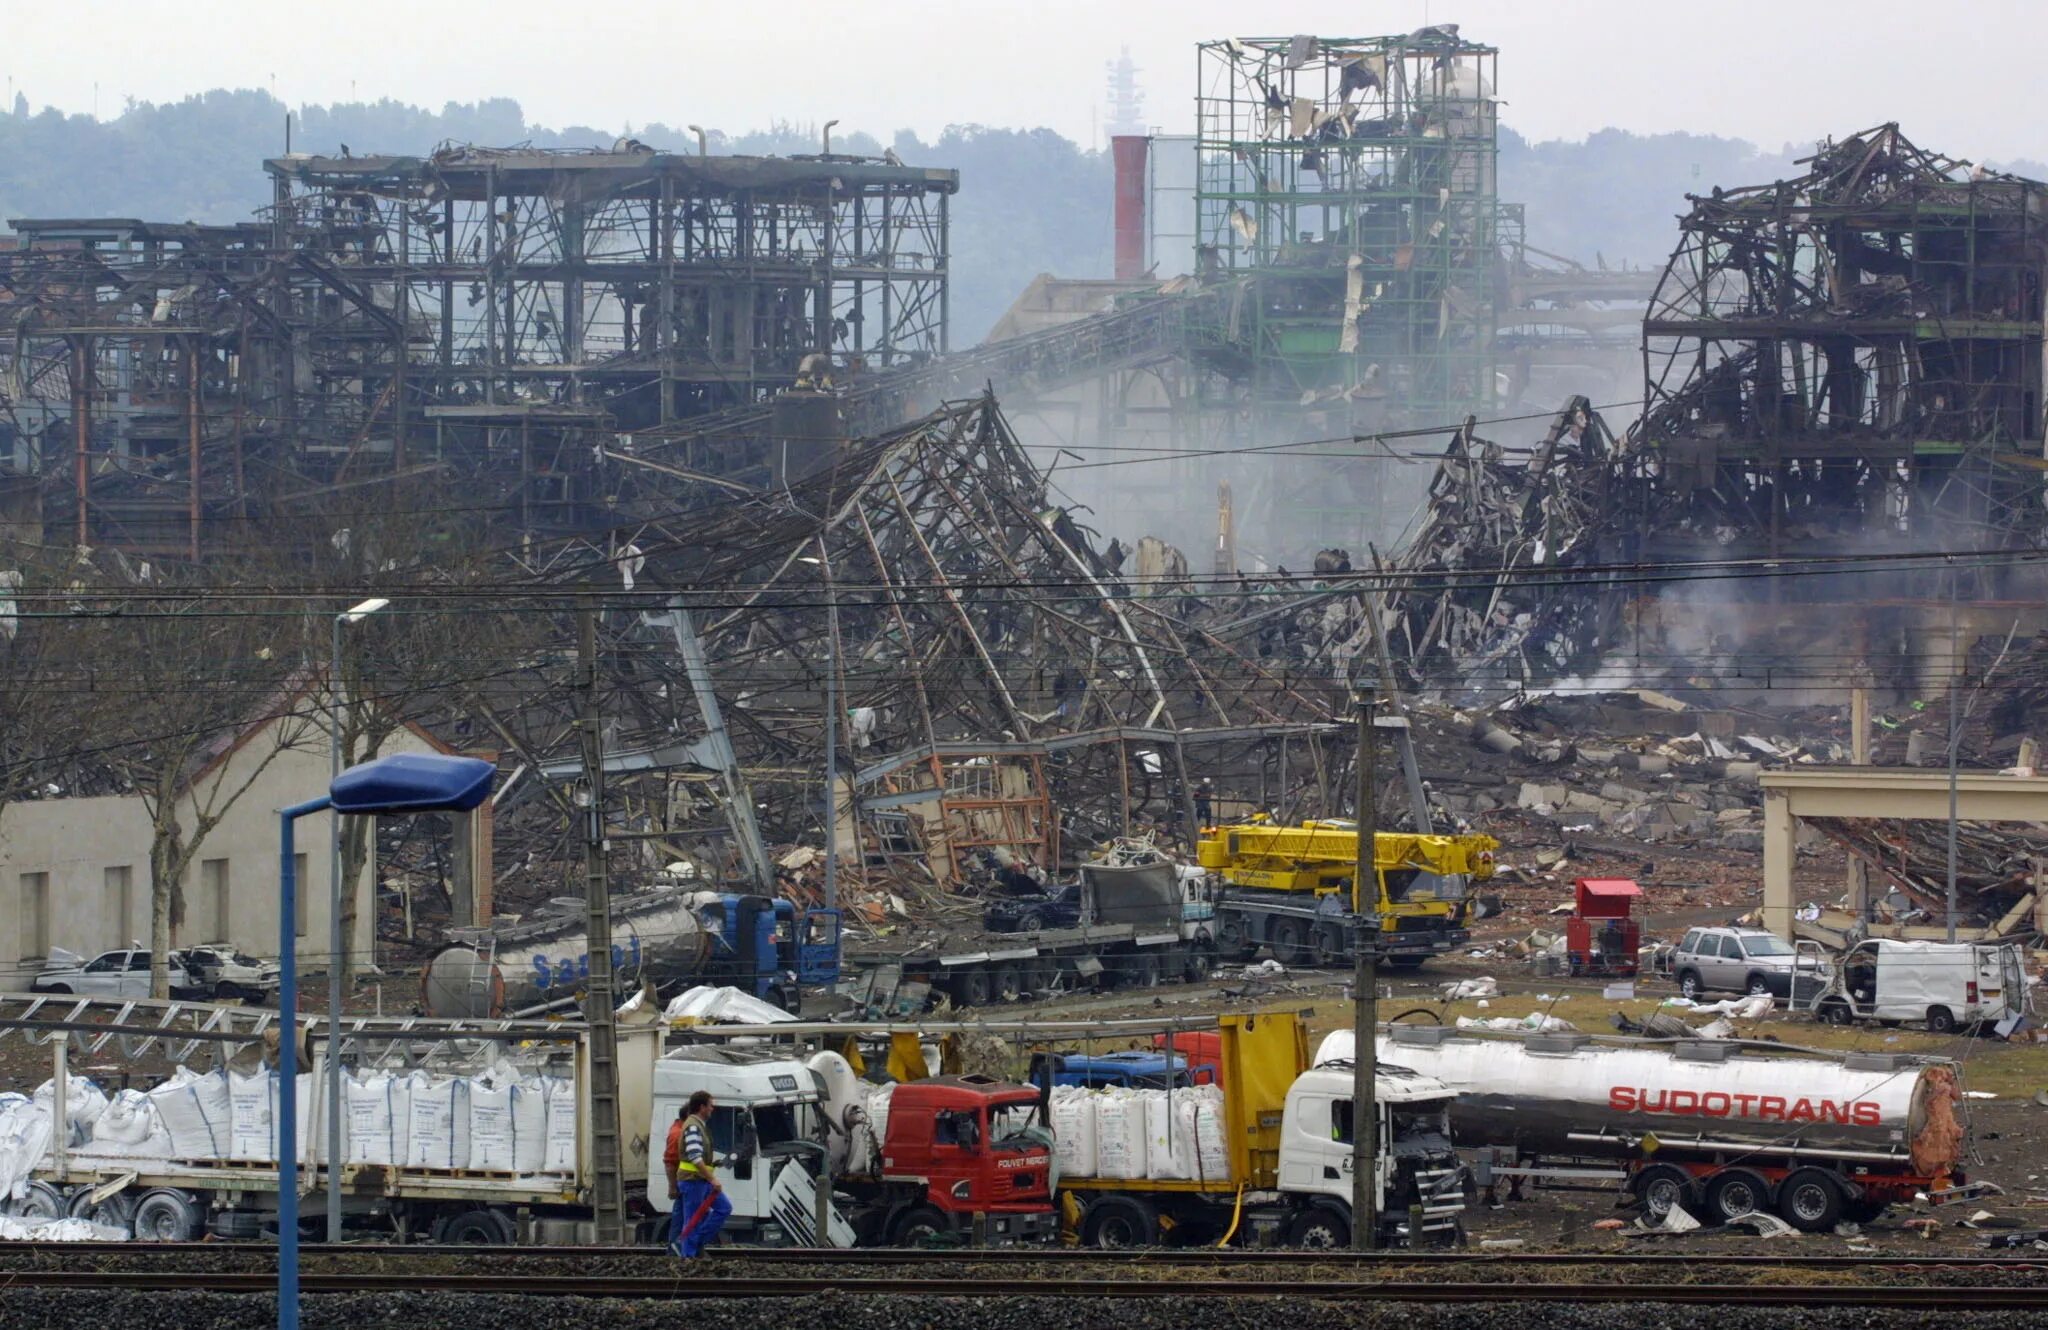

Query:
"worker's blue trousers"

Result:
[[671, 1179, 731, 1257]]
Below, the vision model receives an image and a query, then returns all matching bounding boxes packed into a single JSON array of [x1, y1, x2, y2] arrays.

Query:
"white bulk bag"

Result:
[[85, 1090, 162, 1151], [403, 1074, 469, 1170], [468, 1069, 546, 1173], [1049, 1086, 1097, 1178], [149, 1067, 232, 1159], [1092, 1090, 1146, 1180], [345, 1071, 412, 1166], [33, 1075, 108, 1147], [1144, 1090, 1195, 1181], [1177, 1085, 1229, 1183], [0, 1094, 54, 1202], [540, 1077, 578, 1175], [226, 1067, 276, 1161]]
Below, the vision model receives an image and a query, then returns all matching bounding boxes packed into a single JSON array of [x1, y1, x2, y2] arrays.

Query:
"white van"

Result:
[[1810, 939, 2031, 1033]]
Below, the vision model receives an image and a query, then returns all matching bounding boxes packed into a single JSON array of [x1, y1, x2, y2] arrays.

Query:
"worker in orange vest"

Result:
[[663, 1091, 731, 1257]]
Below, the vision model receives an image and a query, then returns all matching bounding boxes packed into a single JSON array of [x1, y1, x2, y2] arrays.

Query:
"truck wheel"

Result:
[[1311, 924, 1346, 967], [1704, 1169, 1770, 1223], [950, 968, 993, 1008], [439, 1207, 517, 1244], [1218, 914, 1256, 961], [1125, 952, 1160, 988], [1819, 999, 1854, 1026], [1776, 1168, 1844, 1232], [131, 1188, 203, 1242], [993, 961, 1025, 1002], [1632, 1164, 1694, 1223], [1272, 919, 1309, 965], [1286, 1205, 1350, 1249], [1385, 956, 1427, 972], [66, 1185, 138, 1231], [2, 1180, 64, 1221], [208, 1209, 265, 1240], [1676, 970, 1703, 1000], [1926, 1006, 1957, 1034], [890, 1205, 949, 1247], [1082, 1196, 1160, 1248], [1184, 946, 1215, 983]]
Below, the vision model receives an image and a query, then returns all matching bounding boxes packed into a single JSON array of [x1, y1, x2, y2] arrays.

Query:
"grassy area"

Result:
[[1281, 992, 2048, 1099]]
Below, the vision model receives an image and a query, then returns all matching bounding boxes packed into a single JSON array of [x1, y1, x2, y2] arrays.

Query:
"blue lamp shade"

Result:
[[330, 752, 496, 814]]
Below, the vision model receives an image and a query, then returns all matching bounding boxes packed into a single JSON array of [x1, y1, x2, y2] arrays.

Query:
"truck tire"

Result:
[[131, 1188, 204, 1242], [1082, 1195, 1160, 1248], [950, 968, 993, 1008], [1926, 1005, 1957, 1034], [1385, 956, 1427, 972], [889, 1205, 949, 1247], [438, 1207, 517, 1245], [1286, 1204, 1351, 1249], [1704, 1169, 1770, 1223], [1631, 1164, 1694, 1223], [1183, 945, 1215, 983], [993, 961, 1025, 1002], [3, 1180, 64, 1221], [1819, 999, 1854, 1026], [1676, 969, 1704, 1000], [1776, 1168, 1844, 1232], [1272, 919, 1309, 966], [66, 1185, 137, 1231], [1218, 913, 1256, 961], [1125, 951, 1160, 988], [1311, 923, 1346, 967], [208, 1209, 265, 1240]]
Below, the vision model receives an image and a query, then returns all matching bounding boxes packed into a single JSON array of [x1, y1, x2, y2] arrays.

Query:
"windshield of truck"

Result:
[[1740, 935, 1792, 957], [1385, 868, 1465, 903], [1389, 1103, 1454, 1154], [989, 1102, 1043, 1146]]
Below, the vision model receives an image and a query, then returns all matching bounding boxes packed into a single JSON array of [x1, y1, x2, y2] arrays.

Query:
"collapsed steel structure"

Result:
[[504, 393, 1342, 892], [0, 143, 958, 555]]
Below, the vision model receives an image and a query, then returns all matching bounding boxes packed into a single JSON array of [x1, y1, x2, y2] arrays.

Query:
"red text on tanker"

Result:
[[1608, 1086, 1881, 1126]]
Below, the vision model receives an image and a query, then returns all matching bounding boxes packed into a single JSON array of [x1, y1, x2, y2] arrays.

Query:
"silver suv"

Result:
[[1669, 927, 1800, 1000]]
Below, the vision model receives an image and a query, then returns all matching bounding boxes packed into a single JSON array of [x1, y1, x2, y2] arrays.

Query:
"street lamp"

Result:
[[327, 595, 387, 1241], [278, 752, 494, 1330]]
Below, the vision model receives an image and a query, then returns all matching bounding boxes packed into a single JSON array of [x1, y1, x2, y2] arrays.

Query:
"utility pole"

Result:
[[578, 605, 626, 1243], [1351, 689, 1380, 1251], [819, 537, 841, 913]]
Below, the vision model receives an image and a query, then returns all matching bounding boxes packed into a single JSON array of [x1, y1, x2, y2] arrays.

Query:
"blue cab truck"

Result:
[[420, 888, 840, 1018]]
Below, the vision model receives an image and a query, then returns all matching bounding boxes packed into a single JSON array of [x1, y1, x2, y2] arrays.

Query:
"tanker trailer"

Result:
[[1315, 1027, 1966, 1231], [421, 888, 717, 1017]]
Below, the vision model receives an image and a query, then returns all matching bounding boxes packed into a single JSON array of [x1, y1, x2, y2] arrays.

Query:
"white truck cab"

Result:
[[1276, 1060, 1465, 1246], [1811, 938, 2031, 1033], [650, 1046, 855, 1246]]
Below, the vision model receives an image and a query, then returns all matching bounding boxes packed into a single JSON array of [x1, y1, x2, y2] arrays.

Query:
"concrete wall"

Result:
[[0, 713, 443, 989]]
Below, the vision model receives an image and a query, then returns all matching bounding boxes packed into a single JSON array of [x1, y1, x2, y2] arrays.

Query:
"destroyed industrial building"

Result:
[[1, 33, 2044, 947]]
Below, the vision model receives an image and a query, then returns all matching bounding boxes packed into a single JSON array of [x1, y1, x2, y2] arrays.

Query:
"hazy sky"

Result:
[[9, 0, 2043, 161]]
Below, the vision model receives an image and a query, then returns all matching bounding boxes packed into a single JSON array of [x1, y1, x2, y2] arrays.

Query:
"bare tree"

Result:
[[48, 557, 303, 996]]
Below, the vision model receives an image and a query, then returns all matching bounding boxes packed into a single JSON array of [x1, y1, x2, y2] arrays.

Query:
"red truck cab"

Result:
[[878, 1075, 1056, 1244]]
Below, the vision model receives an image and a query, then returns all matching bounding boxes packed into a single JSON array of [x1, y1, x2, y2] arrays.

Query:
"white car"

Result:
[[177, 944, 280, 1002], [31, 947, 194, 998]]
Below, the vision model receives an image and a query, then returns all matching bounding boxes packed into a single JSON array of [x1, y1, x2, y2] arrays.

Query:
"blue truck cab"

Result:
[[705, 893, 841, 1011], [1029, 1051, 1195, 1091]]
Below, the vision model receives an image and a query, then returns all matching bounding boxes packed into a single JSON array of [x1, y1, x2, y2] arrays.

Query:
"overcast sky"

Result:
[[9, 0, 2042, 162]]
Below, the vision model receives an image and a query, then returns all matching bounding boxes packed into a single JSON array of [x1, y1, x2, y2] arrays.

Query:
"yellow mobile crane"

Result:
[[1196, 819, 1498, 970]]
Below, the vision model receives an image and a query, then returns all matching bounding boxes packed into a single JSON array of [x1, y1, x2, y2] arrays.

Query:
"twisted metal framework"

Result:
[[1634, 124, 2048, 587], [0, 144, 956, 555]]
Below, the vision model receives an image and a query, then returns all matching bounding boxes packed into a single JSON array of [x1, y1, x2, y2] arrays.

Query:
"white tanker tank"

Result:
[[1316, 1027, 1963, 1174], [1314, 1026, 1967, 1227], [422, 888, 719, 1018]]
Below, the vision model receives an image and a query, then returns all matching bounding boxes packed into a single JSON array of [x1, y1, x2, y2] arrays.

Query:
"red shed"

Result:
[[1567, 877, 1643, 977]]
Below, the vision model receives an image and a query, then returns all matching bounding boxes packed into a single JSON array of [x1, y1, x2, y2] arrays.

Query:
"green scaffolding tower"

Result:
[[1194, 32, 1499, 438]]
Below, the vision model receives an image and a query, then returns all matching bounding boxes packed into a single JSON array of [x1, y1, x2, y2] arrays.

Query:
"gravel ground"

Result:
[[4, 1292, 2048, 1330]]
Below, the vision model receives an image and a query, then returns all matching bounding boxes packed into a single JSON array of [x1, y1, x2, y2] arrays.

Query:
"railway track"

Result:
[[0, 1268, 2044, 1308], [0, 1239, 2043, 1272]]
